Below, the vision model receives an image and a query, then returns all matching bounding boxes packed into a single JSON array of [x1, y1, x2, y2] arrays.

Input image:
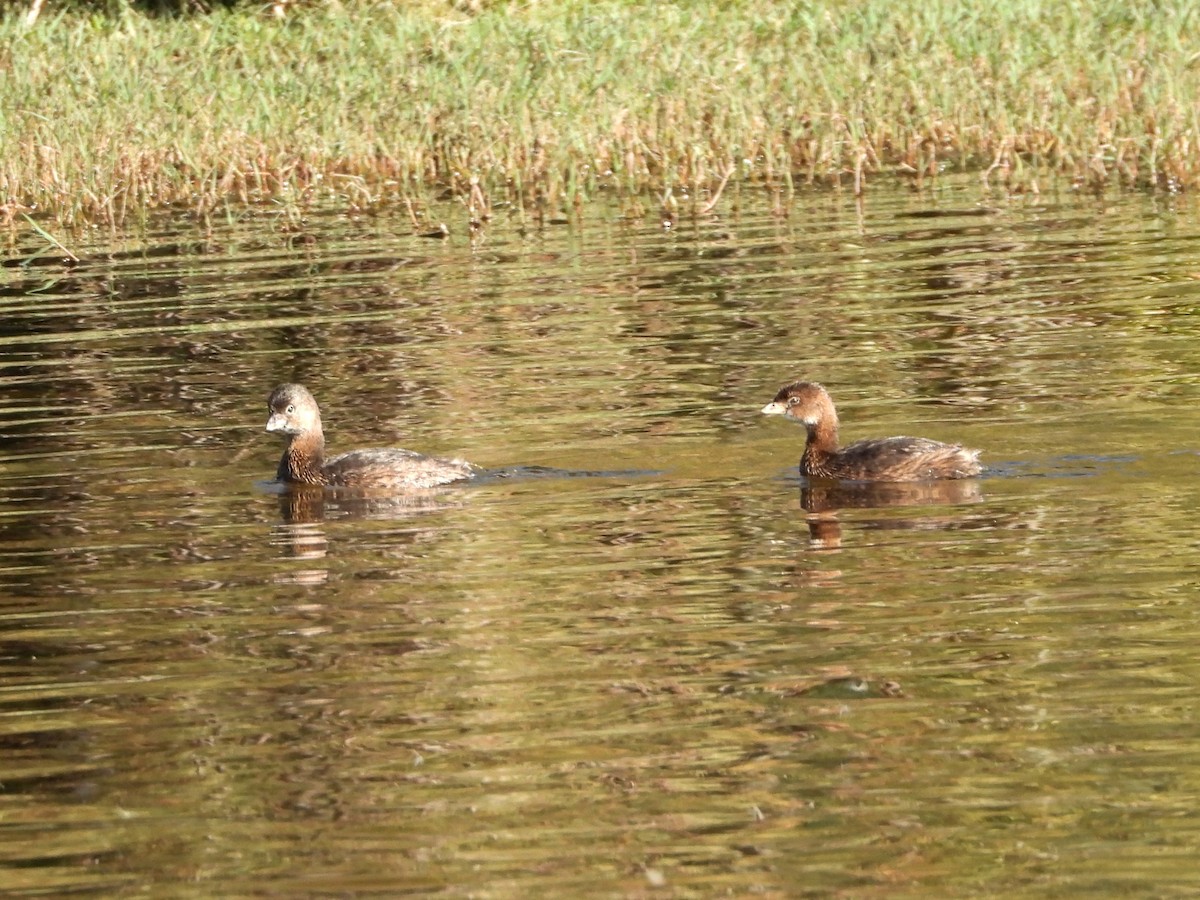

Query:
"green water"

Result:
[[1, 180, 1199, 896]]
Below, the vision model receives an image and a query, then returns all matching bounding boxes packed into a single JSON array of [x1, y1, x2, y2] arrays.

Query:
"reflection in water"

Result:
[[268, 482, 472, 585], [799, 477, 985, 548], [801, 477, 984, 513], [272, 482, 467, 526]]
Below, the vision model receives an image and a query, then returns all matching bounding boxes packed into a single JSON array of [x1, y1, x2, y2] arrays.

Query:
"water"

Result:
[[2, 180, 1200, 896]]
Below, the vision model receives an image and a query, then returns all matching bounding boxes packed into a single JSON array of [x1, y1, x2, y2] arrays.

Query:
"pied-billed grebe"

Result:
[[265, 383, 474, 490], [761, 381, 982, 482]]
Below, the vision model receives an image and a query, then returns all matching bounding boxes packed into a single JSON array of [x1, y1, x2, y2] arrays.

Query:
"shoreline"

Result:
[[3, 1, 1197, 228]]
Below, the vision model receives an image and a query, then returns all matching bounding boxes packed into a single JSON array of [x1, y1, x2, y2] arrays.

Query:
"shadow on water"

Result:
[[473, 464, 662, 484]]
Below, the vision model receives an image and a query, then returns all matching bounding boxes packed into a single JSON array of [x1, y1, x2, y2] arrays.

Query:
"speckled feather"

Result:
[[802, 435, 981, 481], [323, 447, 474, 489]]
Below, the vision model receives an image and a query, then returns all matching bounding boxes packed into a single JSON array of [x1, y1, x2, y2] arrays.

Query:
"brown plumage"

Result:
[[265, 383, 474, 491], [761, 381, 982, 482]]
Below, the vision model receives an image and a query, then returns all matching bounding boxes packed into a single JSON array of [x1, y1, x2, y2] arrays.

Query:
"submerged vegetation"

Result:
[[3, 0, 1199, 226]]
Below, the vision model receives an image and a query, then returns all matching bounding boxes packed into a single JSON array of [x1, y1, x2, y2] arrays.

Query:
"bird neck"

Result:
[[277, 431, 327, 485]]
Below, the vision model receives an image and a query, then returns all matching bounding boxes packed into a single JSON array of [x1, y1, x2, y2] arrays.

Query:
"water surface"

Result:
[[2, 180, 1200, 896]]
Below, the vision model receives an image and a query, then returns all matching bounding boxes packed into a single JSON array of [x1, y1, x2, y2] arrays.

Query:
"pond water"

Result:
[[2, 179, 1200, 896]]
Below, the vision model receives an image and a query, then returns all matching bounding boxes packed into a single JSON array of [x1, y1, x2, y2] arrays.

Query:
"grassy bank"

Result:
[[3, 0, 1198, 227]]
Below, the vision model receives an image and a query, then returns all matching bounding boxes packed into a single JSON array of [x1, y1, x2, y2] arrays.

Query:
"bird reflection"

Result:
[[273, 483, 467, 526], [799, 478, 984, 549], [267, 483, 468, 578], [276, 485, 329, 527]]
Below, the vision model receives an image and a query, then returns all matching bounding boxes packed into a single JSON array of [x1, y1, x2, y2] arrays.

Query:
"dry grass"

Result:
[[2, 0, 1198, 227]]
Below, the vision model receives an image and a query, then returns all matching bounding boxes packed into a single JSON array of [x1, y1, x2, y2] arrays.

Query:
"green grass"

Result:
[[3, 0, 1199, 226]]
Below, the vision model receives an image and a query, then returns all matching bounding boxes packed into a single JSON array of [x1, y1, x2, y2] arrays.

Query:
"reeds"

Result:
[[2, 0, 1198, 226]]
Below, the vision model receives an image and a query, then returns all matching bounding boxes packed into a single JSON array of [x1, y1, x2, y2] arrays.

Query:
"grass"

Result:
[[2, 0, 1200, 227]]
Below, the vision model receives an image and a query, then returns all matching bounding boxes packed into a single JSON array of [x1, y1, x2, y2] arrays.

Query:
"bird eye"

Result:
[[286, 405, 294, 414], [787, 397, 800, 406]]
